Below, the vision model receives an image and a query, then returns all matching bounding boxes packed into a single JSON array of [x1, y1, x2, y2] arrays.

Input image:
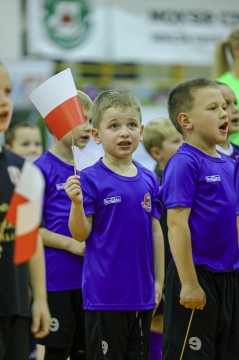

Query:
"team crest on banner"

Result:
[[44, 0, 91, 48]]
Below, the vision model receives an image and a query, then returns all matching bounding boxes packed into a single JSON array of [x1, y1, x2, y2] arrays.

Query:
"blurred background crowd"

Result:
[[0, 0, 239, 167]]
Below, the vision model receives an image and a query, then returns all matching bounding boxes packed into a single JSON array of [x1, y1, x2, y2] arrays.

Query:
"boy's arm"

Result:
[[39, 228, 85, 256], [28, 235, 51, 338], [65, 175, 92, 242], [152, 216, 164, 309], [167, 207, 206, 310]]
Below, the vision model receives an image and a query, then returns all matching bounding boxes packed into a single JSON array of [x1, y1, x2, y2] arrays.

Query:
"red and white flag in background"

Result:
[[5, 161, 45, 264], [29, 68, 85, 140]]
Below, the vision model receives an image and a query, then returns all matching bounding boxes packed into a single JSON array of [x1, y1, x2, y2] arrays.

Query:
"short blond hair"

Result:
[[77, 89, 93, 112], [143, 118, 178, 154], [92, 89, 142, 129]]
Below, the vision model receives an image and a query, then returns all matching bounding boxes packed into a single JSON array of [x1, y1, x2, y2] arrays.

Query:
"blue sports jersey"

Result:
[[34, 151, 83, 291], [161, 143, 239, 273], [235, 158, 239, 216], [80, 159, 162, 310]]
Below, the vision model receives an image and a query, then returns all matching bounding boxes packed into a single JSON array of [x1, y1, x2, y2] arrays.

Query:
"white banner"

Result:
[[26, 0, 110, 61], [26, 0, 239, 65]]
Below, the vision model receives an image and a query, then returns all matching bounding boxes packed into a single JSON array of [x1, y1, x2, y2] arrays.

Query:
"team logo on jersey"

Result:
[[205, 175, 221, 182], [7, 166, 21, 186], [44, 0, 91, 48], [141, 192, 152, 212], [104, 196, 121, 205], [56, 182, 66, 190]]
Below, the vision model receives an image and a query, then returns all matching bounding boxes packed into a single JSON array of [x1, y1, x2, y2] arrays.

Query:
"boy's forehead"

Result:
[[0, 65, 11, 86], [193, 86, 223, 104], [104, 106, 140, 118]]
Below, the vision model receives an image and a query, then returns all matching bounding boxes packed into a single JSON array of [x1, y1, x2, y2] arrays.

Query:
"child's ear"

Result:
[[139, 124, 144, 142], [149, 147, 162, 162], [178, 112, 193, 131], [91, 128, 101, 144]]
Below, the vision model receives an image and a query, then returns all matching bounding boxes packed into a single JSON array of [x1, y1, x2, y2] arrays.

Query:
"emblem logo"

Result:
[[44, 0, 91, 48], [141, 193, 152, 212]]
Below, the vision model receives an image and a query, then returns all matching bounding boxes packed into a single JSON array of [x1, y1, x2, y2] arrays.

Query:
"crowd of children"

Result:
[[1, 56, 239, 360]]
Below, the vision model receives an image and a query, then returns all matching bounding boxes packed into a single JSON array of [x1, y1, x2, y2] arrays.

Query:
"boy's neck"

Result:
[[49, 142, 75, 165], [185, 140, 221, 158], [102, 155, 137, 177], [217, 139, 230, 150]]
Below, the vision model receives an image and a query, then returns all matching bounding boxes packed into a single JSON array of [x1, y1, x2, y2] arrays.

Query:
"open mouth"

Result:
[[80, 135, 90, 140], [219, 123, 228, 131], [118, 141, 131, 146], [0, 111, 9, 120], [231, 118, 239, 125]]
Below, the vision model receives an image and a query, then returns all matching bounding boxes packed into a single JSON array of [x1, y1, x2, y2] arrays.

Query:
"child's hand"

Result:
[[65, 175, 83, 204], [153, 281, 163, 316], [180, 283, 206, 310], [68, 239, 86, 256], [31, 299, 51, 339]]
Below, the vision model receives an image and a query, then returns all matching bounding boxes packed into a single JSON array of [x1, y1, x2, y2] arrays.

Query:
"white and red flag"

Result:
[[5, 161, 45, 264], [29, 68, 85, 140]]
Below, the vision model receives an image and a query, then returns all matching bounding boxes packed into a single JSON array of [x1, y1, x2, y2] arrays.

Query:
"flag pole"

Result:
[[179, 309, 195, 360], [71, 131, 77, 175]]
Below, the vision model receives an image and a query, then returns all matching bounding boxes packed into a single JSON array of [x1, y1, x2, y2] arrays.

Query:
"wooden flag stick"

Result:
[[71, 131, 77, 176], [179, 309, 195, 360]]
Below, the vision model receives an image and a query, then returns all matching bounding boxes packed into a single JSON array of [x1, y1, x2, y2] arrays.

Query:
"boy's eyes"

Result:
[[4, 88, 11, 96], [109, 122, 138, 129]]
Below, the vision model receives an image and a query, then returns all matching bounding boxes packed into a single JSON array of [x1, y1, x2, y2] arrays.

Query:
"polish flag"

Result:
[[5, 161, 45, 264], [29, 68, 85, 140]]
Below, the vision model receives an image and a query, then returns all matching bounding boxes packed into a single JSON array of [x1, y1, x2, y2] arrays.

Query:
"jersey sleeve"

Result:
[[161, 153, 198, 209], [235, 158, 239, 215], [80, 172, 97, 216]]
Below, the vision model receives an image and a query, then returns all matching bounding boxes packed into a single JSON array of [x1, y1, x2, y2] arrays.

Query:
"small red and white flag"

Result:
[[29, 68, 85, 140], [5, 161, 45, 264]]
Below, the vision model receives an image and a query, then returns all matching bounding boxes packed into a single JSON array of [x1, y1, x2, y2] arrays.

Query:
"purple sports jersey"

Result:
[[235, 158, 239, 216], [34, 151, 83, 291], [80, 159, 162, 310], [161, 143, 239, 273]]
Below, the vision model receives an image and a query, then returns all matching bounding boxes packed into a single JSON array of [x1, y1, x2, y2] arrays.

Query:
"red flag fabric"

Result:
[[29, 68, 85, 140], [5, 193, 28, 225], [5, 161, 45, 264]]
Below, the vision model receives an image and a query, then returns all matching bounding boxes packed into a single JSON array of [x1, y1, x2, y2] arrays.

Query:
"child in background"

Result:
[[4, 121, 42, 163], [4, 121, 44, 360], [65, 89, 164, 360], [160, 78, 239, 359], [0, 62, 50, 359], [34, 90, 93, 360], [213, 25, 239, 145], [143, 118, 182, 360], [216, 82, 239, 160]]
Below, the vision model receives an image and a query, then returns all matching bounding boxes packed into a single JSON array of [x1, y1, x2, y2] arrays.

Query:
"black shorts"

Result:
[[163, 261, 239, 360], [0, 315, 30, 360], [37, 289, 85, 351], [85, 309, 153, 360]]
